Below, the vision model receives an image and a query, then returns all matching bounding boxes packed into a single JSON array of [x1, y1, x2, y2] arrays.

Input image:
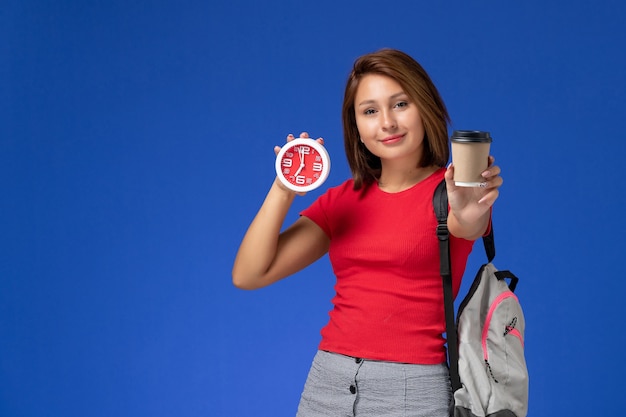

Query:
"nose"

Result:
[[381, 110, 397, 130]]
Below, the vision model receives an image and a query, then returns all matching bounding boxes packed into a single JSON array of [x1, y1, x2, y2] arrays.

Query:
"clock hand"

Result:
[[293, 147, 305, 176], [294, 163, 304, 177]]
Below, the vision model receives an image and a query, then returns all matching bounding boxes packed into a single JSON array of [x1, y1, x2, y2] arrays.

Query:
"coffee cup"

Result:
[[450, 130, 492, 187]]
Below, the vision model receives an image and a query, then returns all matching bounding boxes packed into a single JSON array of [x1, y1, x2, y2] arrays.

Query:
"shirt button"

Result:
[[349, 385, 357, 394], [355, 358, 362, 364]]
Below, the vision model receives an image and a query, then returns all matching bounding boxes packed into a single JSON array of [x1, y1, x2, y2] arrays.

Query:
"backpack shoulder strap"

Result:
[[433, 180, 462, 391], [483, 216, 496, 263], [434, 179, 496, 262], [433, 179, 499, 392]]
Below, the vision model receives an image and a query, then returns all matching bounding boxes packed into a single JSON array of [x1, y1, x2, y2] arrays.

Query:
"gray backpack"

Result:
[[433, 180, 529, 417]]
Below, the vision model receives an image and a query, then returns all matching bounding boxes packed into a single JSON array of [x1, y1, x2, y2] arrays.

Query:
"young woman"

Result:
[[232, 48, 502, 417]]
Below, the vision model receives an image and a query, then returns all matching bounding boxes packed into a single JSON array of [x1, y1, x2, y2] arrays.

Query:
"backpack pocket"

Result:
[[482, 290, 526, 386]]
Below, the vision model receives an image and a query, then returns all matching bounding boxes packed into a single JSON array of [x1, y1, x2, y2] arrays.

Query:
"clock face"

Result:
[[275, 138, 330, 192]]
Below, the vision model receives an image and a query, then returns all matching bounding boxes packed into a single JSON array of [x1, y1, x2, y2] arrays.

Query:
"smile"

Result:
[[380, 134, 404, 145]]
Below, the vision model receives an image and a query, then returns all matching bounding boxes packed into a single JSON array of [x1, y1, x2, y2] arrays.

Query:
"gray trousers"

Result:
[[296, 350, 451, 417]]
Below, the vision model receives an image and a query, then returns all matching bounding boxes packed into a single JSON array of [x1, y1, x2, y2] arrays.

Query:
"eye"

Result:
[[363, 108, 377, 115], [395, 101, 409, 109]]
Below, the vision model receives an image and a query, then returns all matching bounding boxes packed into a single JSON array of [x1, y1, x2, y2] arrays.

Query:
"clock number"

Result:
[[312, 162, 323, 172], [296, 146, 310, 155], [295, 175, 305, 185], [282, 158, 293, 168]]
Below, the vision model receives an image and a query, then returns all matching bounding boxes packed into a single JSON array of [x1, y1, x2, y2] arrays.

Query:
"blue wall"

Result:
[[2, 1, 625, 415]]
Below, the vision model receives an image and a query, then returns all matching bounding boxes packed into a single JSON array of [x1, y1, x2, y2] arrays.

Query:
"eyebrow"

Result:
[[356, 92, 408, 108]]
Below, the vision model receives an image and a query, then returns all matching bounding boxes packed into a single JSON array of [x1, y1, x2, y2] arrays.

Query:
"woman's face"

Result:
[[353, 74, 425, 166]]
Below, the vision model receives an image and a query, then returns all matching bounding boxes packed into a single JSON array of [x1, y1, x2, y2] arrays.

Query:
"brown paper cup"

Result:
[[451, 130, 492, 187]]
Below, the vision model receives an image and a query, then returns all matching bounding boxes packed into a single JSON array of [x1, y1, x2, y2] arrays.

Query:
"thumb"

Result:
[[444, 163, 456, 188]]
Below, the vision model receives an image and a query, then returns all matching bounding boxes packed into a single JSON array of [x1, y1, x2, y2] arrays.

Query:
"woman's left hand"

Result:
[[444, 156, 503, 240]]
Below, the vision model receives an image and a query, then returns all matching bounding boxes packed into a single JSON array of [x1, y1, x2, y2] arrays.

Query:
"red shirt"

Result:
[[301, 168, 474, 364]]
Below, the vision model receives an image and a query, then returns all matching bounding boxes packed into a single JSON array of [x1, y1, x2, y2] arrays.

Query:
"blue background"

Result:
[[2, 0, 625, 416]]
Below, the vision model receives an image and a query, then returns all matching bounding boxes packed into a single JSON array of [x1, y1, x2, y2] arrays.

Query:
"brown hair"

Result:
[[342, 49, 450, 189]]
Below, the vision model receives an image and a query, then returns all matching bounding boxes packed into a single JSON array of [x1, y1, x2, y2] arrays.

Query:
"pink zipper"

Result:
[[481, 291, 523, 362]]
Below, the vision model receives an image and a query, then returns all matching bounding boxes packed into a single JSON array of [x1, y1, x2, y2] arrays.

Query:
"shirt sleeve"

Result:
[[300, 191, 332, 238], [300, 180, 353, 239]]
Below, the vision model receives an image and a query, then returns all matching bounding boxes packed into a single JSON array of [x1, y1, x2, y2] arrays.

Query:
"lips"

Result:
[[380, 134, 404, 145]]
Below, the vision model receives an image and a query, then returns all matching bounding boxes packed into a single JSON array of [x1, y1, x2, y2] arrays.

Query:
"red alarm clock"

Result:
[[275, 138, 331, 192]]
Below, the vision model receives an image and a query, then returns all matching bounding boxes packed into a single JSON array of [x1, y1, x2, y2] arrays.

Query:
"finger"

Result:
[[478, 188, 499, 205], [444, 163, 459, 189], [274, 145, 282, 155], [482, 164, 501, 179], [488, 155, 495, 166], [444, 163, 454, 181], [480, 175, 503, 193], [286, 133, 295, 142], [299, 132, 310, 138], [316, 137, 325, 145]]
